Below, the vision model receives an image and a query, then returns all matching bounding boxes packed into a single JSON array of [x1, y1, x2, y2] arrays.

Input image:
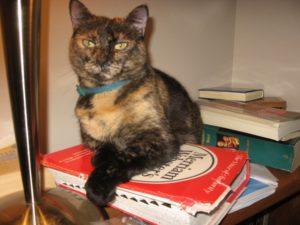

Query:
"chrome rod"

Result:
[[0, 0, 41, 223]]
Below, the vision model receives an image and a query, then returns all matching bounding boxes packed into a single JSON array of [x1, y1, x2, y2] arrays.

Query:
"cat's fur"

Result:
[[69, 0, 202, 206]]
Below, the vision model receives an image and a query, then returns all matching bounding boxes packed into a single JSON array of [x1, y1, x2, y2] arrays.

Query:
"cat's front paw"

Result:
[[85, 170, 116, 207]]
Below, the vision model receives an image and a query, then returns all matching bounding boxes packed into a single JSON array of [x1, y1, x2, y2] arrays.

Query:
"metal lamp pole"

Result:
[[0, 1, 106, 224], [0, 0, 41, 223]]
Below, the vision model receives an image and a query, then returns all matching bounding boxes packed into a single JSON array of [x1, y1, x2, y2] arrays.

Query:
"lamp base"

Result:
[[0, 188, 148, 225], [0, 188, 105, 225]]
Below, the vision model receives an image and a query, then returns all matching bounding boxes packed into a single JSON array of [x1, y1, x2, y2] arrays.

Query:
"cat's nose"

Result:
[[96, 59, 106, 67]]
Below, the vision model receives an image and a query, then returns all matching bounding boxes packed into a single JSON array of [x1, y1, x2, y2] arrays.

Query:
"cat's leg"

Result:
[[85, 132, 179, 206]]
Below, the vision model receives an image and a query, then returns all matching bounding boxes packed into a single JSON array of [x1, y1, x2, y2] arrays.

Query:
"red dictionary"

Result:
[[42, 144, 250, 225]]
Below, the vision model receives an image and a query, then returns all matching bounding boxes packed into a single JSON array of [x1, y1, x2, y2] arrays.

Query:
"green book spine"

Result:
[[201, 125, 299, 172]]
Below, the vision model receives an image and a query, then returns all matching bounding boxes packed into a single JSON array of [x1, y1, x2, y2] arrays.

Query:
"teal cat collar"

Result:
[[76, 80, 129, 96]]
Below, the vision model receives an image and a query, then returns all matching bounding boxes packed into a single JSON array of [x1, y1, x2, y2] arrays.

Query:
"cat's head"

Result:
[[69, 0, 149, 87]]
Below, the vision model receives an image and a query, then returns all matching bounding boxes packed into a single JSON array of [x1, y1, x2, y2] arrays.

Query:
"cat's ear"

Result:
[[126, 5, 149, 36], [69, 0, 93, 29]]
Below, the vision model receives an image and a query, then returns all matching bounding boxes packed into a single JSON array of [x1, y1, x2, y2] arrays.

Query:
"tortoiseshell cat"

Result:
[[69, 0, 202, 206]]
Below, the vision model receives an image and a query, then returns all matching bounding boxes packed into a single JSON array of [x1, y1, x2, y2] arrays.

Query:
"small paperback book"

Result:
[[41, 144, 250, 225], [198, 86, 264, 102]]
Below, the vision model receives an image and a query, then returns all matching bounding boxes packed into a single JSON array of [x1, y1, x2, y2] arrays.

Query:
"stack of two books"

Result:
[[42, 144, 250, 225], [198, 99, 300, 172], [198, 86, 287, 109]]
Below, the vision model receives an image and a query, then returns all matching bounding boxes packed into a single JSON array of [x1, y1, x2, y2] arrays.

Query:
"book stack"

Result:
[[198, 99, 300, 172], [198, 86, 287, 109], [42, 144, 250, 225]]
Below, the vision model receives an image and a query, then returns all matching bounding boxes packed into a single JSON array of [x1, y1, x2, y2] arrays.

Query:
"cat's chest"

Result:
[[75, 90, 124, 140], [75, 86, 159, 142]]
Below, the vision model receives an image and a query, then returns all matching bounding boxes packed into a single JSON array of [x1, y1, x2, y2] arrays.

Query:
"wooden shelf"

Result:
[[2, 144, 299, 224]]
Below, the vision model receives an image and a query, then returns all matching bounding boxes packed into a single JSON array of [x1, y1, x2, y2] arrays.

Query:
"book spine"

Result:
[[201, 125, 295, 172]]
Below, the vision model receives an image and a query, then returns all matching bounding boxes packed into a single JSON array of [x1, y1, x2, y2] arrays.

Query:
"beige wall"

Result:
[[232, 0, 300, 111], [0, 0, 236, 152], [2, 0, 300, 152], [45, 0, 236, 152]]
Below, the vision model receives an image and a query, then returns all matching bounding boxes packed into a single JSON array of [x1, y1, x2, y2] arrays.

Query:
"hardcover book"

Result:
[[198, 86, 264, 102], [202, 124, 300, 172], [41, 144, 250, 225], [198, 99, 300, 141], [246, 97, 287, 109]]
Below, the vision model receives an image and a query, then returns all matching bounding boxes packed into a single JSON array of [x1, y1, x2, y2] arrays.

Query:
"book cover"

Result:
[[202, 124, 300, 172], [41, 144, 250, 225], [198, 86, 264, 102], [246, 97, 287, 109], [229, 163, 278, 213], [229, 178, 275, 213], [198, 99, 300, 141]]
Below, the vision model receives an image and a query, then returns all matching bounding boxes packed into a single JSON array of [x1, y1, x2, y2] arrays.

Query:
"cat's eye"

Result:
[[82, 39, 96, 48], [115, 42, 128, 50]]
